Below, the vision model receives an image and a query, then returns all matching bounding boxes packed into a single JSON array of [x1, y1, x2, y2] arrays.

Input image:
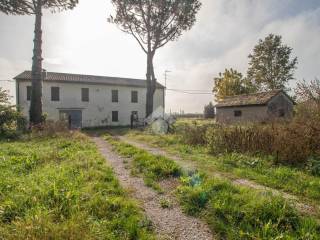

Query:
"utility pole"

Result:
[[163, 70, 171, 117], [164, 70, 171, 88]]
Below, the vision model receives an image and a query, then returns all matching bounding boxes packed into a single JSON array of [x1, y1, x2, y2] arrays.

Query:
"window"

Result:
[[131, 90, 138, 103], [26, 86, 32, 101], [234, 110, 242, 117], [51, 87, 60, 101], [112, 111, 118, 122], [112, 90, 118, 102], [81, 88, 89, 102], [278, 109, 285, 117]]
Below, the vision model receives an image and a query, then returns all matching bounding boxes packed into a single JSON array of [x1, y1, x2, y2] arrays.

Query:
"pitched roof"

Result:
[[14, 71, 165, 89], [215, 89, 293, 108]]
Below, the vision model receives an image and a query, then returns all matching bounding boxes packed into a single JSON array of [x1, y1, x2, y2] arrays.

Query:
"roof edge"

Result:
[[14, 70, 165, 89]]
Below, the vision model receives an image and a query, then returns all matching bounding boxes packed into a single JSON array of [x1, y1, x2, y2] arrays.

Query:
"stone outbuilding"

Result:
[[215, 89, 294, 124]]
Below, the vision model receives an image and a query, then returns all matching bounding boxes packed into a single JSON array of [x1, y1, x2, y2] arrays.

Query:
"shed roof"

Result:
[[14, 71, 165, 89], [215, 89, 293, 108]]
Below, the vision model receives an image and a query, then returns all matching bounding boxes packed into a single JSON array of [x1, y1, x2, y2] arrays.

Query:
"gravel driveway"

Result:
[[92, 136, 214, 240]]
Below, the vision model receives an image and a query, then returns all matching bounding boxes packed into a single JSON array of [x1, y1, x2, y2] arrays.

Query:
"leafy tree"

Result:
[[0, 88, 26, 137], [203, 102, 215, 119], [295, 78, 320, 105], [213, 68, 256, 101], [0, 87, 10, 104], [0, 0, 78, 125], [247, 34, 298, 91], [109, 0, 201, 117]]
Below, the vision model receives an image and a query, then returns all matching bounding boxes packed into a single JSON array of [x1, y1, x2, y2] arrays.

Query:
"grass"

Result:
[[177, 173, 320, 239], [104, 135, 182, 192], [0, 132, 155, 240], [104, 132, 320, 239], [124, 130, 320, 205]]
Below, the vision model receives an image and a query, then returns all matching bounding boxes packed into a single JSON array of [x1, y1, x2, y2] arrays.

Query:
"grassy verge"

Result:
[[125, 131, 320, 204], [177, 174, 319, 239], [104, 133, 320, 239], [104, 135, 181, 192], [0, 132, 155, 240]]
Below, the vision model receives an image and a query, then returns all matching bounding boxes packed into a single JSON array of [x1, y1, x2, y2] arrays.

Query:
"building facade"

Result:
[[15, 71, 165, 128], [215, 90, 294, 124]]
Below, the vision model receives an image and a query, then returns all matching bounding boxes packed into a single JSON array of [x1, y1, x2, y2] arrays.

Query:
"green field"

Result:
[[0, 132, 154, 240]]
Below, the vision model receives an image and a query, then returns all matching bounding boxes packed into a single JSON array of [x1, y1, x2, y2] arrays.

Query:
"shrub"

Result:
[[206, 124, 274, 155], [308, 156, 320, 176], [206, 116, 320, 167], [203, 102, 215, 119], [0, 88, 27, 139], [173, 121, 214, 145], [0, 105, 27, 139], [30, 120, 69, 138]]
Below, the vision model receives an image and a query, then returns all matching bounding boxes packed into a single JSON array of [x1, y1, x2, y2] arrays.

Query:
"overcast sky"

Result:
[[0, 0, 320, 112]]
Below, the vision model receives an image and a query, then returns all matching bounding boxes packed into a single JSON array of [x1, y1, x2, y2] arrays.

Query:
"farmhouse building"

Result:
[[14, 71, 165, 128], [215, 89, 294, 124]]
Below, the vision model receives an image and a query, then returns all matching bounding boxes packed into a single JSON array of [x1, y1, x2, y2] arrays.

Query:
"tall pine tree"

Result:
[[109, 0, 201, 117], [0, 0, 78, 125]]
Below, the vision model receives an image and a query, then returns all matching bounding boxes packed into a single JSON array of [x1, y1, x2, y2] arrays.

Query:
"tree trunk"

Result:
[[145, 51, 156, 117], [29, 0, 43, 125]]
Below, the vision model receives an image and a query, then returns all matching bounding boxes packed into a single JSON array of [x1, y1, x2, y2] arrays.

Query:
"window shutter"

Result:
[[112, 90, 118, 102], [81, 88, 89, 102], [131, 91, 138, 103], [26, 86, 32, 101], [51, 87, 60, 101]]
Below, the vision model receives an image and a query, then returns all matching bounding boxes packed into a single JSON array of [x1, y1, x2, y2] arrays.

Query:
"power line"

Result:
[[166, 88, 213, 95]]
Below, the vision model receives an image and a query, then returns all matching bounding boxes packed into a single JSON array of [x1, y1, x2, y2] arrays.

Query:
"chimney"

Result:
[[42, 69, 47, 80]]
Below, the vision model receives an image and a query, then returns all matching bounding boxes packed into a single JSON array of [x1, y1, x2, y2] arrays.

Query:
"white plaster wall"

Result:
[[17, 80, 164, 127]]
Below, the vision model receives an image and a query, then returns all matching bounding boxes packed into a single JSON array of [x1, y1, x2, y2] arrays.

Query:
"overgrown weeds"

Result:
[[105, 133, 320, 239], [177, 173, 320, 239], [0, 133, 155, 239], [104, 134, 182, 191], [125, 129, 320, 203]]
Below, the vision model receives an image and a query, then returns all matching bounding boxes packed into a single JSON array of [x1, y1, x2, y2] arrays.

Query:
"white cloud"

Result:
[[0, 0, 319, 112]]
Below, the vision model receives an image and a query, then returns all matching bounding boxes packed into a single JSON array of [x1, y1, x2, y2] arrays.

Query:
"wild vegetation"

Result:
[[104, 134, 181, 191], [123, 108, 320, 204], [0, 131, 155, 240], [0, 88, 27, 139], [104, 133, 320, 239], [177, 173, 319, 239]]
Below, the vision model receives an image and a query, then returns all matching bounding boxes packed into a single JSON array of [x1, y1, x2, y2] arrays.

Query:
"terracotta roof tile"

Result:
[[215, 89, 290, 107], [14, 71, 165, 89]]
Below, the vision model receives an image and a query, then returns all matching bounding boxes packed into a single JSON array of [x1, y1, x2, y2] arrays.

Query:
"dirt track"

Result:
[[92, 136, 214, 240]]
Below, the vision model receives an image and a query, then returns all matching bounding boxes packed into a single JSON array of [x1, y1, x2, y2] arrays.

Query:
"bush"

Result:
[[0, 106, 27, 139], [0, 88, 27, 139], [30, 120, 69, 138], [205, 115, 320, 167], [203, 102, 215, 119], [173, 121, 214, 145], [206, 124, 274, 155]]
